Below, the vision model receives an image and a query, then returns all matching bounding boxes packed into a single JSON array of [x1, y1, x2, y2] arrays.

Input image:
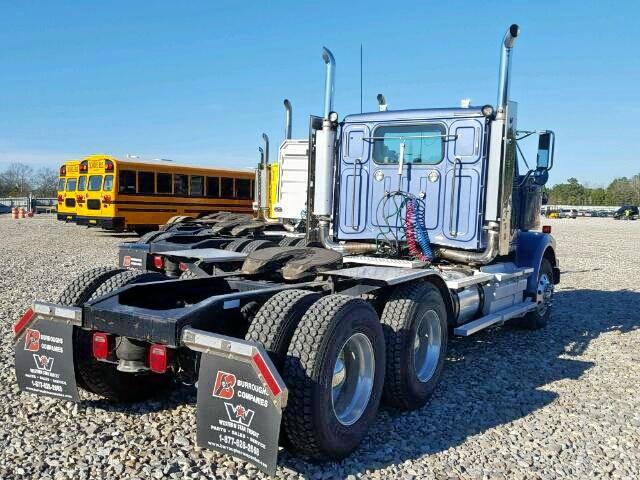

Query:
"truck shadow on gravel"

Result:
[[279, 288, 640, 477]]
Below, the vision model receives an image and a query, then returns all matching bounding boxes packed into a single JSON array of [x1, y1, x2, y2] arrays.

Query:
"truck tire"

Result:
[[278, 236, 299, 247], [245, 289, 320, 369], [57, 268, 173, 401], [179, 269, 197, 279], [282, 295, 385, 461], [513, 258, 554, 330], [224, 238, 253, 252], [241, 239, 275, 253], [379, 281, 448, 411]]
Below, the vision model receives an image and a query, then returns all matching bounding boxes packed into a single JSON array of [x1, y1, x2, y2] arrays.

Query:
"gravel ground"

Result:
[[0, 215, 639, 479]]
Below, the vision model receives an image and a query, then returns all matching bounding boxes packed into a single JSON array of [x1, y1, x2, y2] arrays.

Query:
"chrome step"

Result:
[[444, 272, 494, 289], [454, 301, 538, 336], [343, 256, 427, 269]]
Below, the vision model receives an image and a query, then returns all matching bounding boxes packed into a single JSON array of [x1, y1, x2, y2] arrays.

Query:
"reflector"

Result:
[[542, 225, 552, 234]]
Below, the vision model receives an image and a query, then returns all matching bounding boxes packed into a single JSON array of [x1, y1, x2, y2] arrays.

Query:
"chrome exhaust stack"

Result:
[[255, 133, 270, 219], [284, 99, 292, 140], [496, 24, 520, 117], [377, 93, 387, 111]]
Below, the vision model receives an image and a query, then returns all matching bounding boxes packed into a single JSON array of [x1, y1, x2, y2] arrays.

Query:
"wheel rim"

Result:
[[537, 272, 553, 316], [331, 333, 375, 426], [413, 310, 442, 383]]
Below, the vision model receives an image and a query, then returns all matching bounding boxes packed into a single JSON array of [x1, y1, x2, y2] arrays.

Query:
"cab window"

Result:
[[190, 175, 204, 197], [57, 178, 65, 191], [235, 179, 252, 199], [157, 173, 172, 194], [119, 170, 136, 194], [138, 171, 155, 194], [88, 175, 103, 191], [174, 174, 188, 195], [103, 175, 114, 192], [372, 124, 445, 165], [77, 176, 87, 191], [221, 177, 234, 198], [66, 178, 77, 192], [206, 177, 220, 198]]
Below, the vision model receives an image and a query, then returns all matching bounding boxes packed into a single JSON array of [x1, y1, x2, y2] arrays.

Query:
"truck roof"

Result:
[[343, 106, 486, 124]]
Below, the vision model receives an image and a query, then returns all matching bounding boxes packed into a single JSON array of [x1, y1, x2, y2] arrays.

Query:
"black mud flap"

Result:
[[14, 303, 81, 402], [182, 328, 287, 477]]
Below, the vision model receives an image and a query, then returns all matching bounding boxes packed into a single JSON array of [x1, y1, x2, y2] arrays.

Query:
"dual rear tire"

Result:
[[245, 283, 448, 461]]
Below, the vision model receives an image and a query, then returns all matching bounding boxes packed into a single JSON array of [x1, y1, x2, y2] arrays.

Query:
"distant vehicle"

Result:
[[558, 209, 577, 219], [613, 205, 639, 220]]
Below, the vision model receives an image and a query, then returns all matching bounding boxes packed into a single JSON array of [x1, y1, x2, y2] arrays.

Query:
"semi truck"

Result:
[[14, 24, 559, 476]]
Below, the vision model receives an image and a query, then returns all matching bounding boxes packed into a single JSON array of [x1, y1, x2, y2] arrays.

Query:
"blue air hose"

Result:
[[411, 199, 434, 261]]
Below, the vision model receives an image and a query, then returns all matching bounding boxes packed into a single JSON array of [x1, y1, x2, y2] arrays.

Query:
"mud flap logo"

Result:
[[212, 371, 236, 399], [24, 329, 40, 352], [224, 403, 255, 427], [33, 354, 54, 372], [122, 256, 131, 267]]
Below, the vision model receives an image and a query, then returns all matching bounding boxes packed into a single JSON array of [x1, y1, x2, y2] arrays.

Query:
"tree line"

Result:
[[546, 175, 640, 206], [0, 163, 59, 197]]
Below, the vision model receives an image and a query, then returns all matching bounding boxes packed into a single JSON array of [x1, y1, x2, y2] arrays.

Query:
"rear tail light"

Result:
[[80, 160, 88, 172], [59, 166, 66, 176], [153, 255, 164, 270], [14, 308, 35, 336], [92, 332, 112, 360], [57, 194, 63, 203], [103, 194, 112, 205], [148, 344, 168, 373], [542, 225, 552, 234], [76, 194, 84, 203], [105, 160, 114, 171], [178, 262, 188, 272]]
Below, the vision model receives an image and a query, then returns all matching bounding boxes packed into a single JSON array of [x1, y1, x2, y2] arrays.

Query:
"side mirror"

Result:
[[536, 131, 555, 170]]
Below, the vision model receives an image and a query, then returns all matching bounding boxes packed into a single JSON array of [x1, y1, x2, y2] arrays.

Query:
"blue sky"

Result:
[[1, 0, 638, 186]]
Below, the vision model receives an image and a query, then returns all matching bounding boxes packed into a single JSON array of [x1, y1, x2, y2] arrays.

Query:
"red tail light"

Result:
[[148, 344, 168, 373], [59, 165, 66, 176], [57, 194, 63, 203], [542, 225, 552, 234], [80, 161, 88, 172], [103, 194, 112, 205], [152, 255, 164, 269], [178, 262, 188, 272], [92, 332, 112, 360], [76, 194, 84, 203], [105, 160, 114, 171], [14, 308, 35, 336]]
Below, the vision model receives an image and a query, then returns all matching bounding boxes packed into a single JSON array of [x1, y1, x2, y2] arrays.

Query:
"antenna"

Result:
[[360, 44, 363, 113]]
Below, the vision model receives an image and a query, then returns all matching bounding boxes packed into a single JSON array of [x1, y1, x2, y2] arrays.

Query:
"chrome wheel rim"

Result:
[[331, 333, 375, 426], [413, 310, 442, 382], [537, 273, 553, 316]]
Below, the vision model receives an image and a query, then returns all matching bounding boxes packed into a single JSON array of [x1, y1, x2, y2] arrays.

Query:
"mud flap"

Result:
[[182, 328, 287, 477], [14, 303, 81, 402]]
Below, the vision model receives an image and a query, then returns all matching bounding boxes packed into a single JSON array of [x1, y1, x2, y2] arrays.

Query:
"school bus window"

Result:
[[221, 177, 234, 198], [174, 174, 188, 195], [104, 175, 114, 192], [57, 179, 65, 191], [157, 173, 172, 194], [206, 177, 220, 198], [236, 179, 252, 199], [190, 175, 204, 197], [88, 175, 103, 191], [66, 178, 77, 192], [119, 170, 136, 194], [77, 176, 87, 191], [138, 171, 155, 194]]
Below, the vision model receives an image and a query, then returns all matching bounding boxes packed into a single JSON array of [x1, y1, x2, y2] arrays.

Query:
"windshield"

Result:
[[66, 178, 77, 192], [77, 176, 87, 191], [88, 175, 103, 191], [57, 178, 65, 191]]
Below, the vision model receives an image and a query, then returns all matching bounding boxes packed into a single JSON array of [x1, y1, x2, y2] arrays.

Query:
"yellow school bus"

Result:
[[75, 154, 255, 233], [56, 160, 81, 222]]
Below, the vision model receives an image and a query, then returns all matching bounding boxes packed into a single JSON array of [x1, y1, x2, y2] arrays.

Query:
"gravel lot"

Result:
[[1, 215, 639, 479]]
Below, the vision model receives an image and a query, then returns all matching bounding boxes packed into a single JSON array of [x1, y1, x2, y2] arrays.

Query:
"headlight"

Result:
[[328, 111, 339, 123], [481, 105, 494, 118]]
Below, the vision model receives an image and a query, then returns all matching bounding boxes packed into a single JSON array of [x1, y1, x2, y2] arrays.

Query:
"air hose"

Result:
[[405, 198, 434, 262]]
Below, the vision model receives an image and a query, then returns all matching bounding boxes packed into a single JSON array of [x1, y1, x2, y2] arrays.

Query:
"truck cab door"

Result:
[[442, 118, 485, 247]]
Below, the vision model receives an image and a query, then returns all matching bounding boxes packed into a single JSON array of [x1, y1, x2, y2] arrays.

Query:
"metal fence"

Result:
[[0, 196, 57, 213]]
